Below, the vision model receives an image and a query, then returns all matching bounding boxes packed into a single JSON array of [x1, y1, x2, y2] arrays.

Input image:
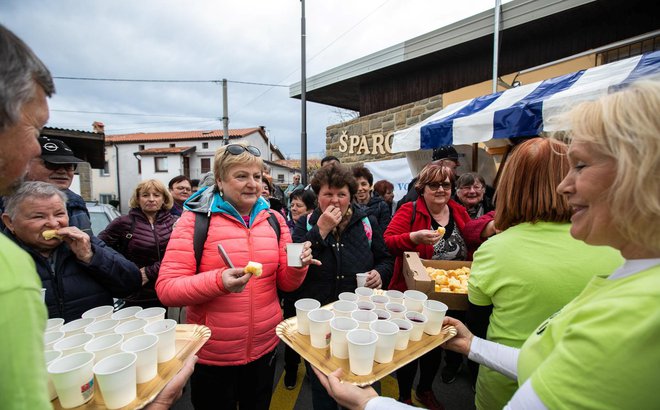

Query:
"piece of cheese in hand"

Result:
[[42, 230, 62, 240], [436, 226, 446, 236], [244, 261, 263, 277]]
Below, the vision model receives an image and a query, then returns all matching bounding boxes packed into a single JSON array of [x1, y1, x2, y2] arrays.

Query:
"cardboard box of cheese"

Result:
[[402, 252, 471, 310]]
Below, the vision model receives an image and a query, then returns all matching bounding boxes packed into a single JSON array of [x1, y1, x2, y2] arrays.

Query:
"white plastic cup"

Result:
[[46, 318, 65, 332], [332, 300, 357, 318], [385, 302, 407, 320], [115, 318, 148, 341], [405, 311, 428, 342], [355, 287, 374, 301], [403, 290, 428, 313], [85, 319, 120, 338], [45, 350, 63, 400], [369, 320, 399, 364], [111, 306, 143, 323], [391, 318, 413, 350], [41, 287, 47, 302], [373, 309, 391, 321], [422, 300, 449, 336], [121, 334, 159, 384], [61, 318, 95, 336], [47, 352, 95, 408], [93, 352, 138, 409], [84, 333, 124, 364], [355, 273, 368, 288], [82, 305, 114, 322], [338, 292, 359, 303], [385, 290, 405, 304], [286, 243, 304, 267], [370, 294, 390, 310], [144, 319, 177, 363], [54, 333, 95, 357], [135, 307, 166, 324], [307, 309, 335, 349], [346, 329, 378, 376], [295, 298, 321, 335], [45, 330, 65, 351], [357, 300, 375, 311], [329, 317, 359, 359], [351, 310, 378, 330]]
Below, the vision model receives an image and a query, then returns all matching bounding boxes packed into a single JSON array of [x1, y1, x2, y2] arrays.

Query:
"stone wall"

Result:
[[77, 163, 92, 200], [326, 93, 443, 165]]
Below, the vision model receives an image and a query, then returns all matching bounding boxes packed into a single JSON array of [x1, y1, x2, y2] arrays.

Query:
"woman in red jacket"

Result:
[[156, 143, 317, 410], [384, 164, 472, 409]]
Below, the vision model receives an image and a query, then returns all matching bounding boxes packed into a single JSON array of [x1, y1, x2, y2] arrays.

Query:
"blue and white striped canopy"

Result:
[[391, 51, 660, 153]]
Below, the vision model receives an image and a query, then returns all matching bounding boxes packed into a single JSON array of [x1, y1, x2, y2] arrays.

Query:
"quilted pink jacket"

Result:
[[156, 209, 307, 366]]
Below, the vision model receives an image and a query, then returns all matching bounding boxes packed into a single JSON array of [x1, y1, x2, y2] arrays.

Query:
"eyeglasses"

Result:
[[173, 186, 192, 192], [458, 184, 484, 192], [224, 144, 261, 157], [426, 182, 452, 191], [43, 161, 77, 172]]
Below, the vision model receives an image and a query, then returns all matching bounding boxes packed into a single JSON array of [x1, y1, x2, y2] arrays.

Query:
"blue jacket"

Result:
[[5, 230, 141, 322]]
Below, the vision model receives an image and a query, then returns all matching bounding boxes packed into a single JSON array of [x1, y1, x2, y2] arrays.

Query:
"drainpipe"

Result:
[[114, 144, 122, 213]]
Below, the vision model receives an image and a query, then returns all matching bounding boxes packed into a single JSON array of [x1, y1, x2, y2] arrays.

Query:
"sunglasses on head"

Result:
[[224, 144, 261, 157], [43, 161, 77, 171]]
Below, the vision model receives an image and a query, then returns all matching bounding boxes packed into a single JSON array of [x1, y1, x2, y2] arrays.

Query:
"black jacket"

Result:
[[292, 204, 394, 305], [356, 193, 391, 233], [5, 231, 141, 322]]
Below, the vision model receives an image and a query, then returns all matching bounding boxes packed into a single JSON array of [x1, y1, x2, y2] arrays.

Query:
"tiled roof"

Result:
[[136, 146, 196, 155], [106, 127, 262, 143]]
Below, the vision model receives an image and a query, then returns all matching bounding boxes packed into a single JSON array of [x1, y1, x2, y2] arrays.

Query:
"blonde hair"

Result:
[[494, 138, 571, 231], [213, 142, 263, 181], [558, 77, 660, 250], [128, 179, 173, 211]]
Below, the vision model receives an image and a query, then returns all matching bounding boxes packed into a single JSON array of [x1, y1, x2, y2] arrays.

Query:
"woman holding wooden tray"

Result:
[[317, 78, 660, 410]]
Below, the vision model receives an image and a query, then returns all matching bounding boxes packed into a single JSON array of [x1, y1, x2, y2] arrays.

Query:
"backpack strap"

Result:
[[194, 210, 280, 273], [193, 212, 211, 272], [119, 214, 137, 255]]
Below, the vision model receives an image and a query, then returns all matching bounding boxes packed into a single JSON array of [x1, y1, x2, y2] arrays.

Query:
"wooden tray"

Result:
[[52, 324, 211, 410], [276, 313, 456, 386]]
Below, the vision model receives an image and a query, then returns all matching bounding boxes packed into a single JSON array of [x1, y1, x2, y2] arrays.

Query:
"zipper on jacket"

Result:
[[150, 222, 162, 261], [246, 225, 254, 361]]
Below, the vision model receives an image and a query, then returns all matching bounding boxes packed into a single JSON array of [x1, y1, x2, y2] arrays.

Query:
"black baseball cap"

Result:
[[432, 145, 459, 162], [38, 137, 84, 164]]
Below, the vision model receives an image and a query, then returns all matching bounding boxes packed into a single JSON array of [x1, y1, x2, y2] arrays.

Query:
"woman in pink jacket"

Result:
[[156, 143, 318, 410]]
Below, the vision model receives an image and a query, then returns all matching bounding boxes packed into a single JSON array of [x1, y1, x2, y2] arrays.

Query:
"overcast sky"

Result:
[[3, 0, 508, 159]]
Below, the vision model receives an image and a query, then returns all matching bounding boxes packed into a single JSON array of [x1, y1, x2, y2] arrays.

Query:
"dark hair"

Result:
[[352, 166, 373, 186], [321, 155, 340, 166], [290, 188, 317, 210], [455, 172, 486, 189], [311, 163, 357, 197], [168, 175, 192, 190], [414, 165, 455, 195], [373, 179, 394, 197]]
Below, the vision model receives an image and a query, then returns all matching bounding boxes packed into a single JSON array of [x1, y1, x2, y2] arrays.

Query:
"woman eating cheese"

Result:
[[156, 142, 318, 410]]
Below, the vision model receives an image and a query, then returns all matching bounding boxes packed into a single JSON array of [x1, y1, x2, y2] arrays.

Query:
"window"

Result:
[[99, 194, 113, 204], [138, 144, 145, 151], [169, 143, 175, 148], [201, 158, 211, 174], [155, 157, 168, 172], [277, 174, 284, 183], [597, 36, 660, 64], [100, 161, 110, 176], [202, 142, 209, 149]]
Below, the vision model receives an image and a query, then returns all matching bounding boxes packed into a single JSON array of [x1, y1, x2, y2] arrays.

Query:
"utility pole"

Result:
[[300, 0, 308, 185], [492, 0, 501, 93], [222, 78, 229, 145]]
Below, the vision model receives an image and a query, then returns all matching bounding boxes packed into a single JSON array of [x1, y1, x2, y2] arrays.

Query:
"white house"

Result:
[[99, 126, 295, 213]]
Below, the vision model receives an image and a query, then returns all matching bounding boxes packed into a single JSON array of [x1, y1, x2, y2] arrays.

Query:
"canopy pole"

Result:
[[492, 0, 501, 93]]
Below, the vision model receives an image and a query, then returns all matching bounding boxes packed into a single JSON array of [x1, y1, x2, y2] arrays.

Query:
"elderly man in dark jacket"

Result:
[[2, 181, 141, 322]]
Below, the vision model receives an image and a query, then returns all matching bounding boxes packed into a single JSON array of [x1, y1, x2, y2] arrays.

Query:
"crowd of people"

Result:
[[1, 22, 659, 410]]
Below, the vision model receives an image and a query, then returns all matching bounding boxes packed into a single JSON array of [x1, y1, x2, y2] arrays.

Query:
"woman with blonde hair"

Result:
[[100, 179, 177, 308], [156, 143, 318, 410]]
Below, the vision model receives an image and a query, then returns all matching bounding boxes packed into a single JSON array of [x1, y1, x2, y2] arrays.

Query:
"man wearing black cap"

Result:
[[25, 136, 93, 234], [396, 145, 461, 210]]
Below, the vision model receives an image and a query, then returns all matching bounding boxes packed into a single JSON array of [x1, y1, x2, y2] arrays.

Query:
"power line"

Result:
[[51, 108, 216, 119], [52, 76, 287, 87]]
